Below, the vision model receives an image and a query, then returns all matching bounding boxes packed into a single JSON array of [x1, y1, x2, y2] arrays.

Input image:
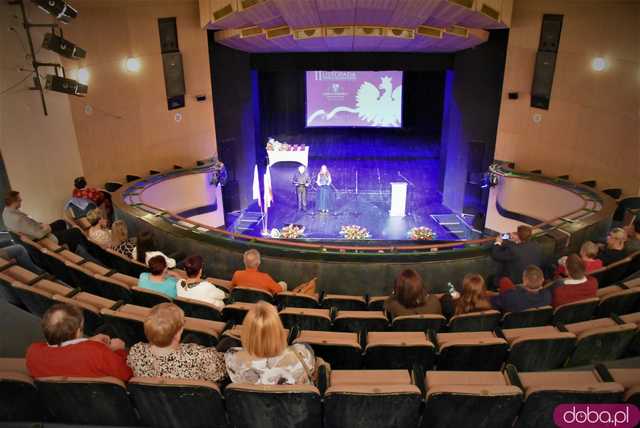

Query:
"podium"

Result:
[[389, 182, 407, 217]]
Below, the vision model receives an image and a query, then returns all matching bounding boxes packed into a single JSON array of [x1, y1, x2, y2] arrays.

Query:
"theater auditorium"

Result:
[[1, 0, 639, 427]]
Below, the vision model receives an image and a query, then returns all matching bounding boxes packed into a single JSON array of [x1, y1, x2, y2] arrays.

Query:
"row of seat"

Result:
[[2, 357, 638, 428]]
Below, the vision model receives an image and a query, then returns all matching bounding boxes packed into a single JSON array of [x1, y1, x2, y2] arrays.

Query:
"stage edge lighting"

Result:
[[33, 0, 78, 23]]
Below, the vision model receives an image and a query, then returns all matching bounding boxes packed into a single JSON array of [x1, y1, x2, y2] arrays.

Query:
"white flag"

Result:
[[252, 164, 261, 207], [263, 167, 273, 209]]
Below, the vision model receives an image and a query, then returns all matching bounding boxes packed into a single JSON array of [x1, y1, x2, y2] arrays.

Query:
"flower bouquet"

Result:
[[340, 225, 370, 240], [408, 226, 437, 241], [279, 224, 305, 239]]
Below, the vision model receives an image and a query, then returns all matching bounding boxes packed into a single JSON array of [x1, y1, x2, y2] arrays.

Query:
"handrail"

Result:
[[113, 162, 615, 254]]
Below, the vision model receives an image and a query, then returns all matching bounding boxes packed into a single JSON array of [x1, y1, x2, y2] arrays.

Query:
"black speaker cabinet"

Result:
[[531, 51, 556, 110], [162, 52, 185, 98], [538, 14, 563, 52]]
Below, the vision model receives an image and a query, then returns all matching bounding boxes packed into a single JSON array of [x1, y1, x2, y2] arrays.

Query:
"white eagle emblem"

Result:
[[356, 76, 402, 127]]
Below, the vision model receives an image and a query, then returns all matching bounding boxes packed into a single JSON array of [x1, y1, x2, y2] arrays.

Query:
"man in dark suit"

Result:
[[491, 225, 544, 285]]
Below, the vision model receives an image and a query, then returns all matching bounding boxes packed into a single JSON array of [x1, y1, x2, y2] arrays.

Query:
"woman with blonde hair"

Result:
[[225, 301, 320, 385], [110, 220, 136, 259], [127, 303, 226, 382], [85, 209, 111, 247], [454, 273, 492, 315]]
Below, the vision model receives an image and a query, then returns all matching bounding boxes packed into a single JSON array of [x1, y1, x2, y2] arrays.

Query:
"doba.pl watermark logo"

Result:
[[554, 404, 640, 427]]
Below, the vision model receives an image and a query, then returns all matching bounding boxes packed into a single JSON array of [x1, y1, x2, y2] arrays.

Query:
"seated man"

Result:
[[230, 249, 286, 295], [73, 176, 112, 219], [490, 265, 551, 313], [491, 225, 544, 285], [0, 243, 44, 274], [26, 303, 132, 381], [624, 219, 640, 255], [2, 190, 88, 253], [551, 254, 598, 308]]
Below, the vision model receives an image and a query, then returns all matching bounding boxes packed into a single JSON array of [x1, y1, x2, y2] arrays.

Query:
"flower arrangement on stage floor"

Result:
[[278, 224, 305, 239], [266, 138, 306, 152], [340, 225, 370, 240], [408, 226, 437, 241]]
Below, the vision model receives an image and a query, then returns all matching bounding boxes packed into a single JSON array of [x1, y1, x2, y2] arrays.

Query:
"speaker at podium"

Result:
[[390, 182, 407, 217]]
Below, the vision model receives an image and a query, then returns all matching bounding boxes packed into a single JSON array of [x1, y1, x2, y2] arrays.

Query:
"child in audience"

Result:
[[453, 273, 493, 315], [177, 255, 226, 310], [556, 241, 602, 277], [225, 301, 326, 385], [127, 303, 226, 383], [111, 220, 136, 259], [384, 269, 441, 318], [86, 209, 111, 248], [137, 255, 181, 298]]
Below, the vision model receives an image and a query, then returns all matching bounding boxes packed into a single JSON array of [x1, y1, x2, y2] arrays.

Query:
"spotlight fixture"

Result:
[[45, 74, 87, 97], [42, 32, 86, 59], [32, 0, 78, 23], [591, 57, 607, 72], [77, 67, 89, 84], [125, 57, 141, 72]]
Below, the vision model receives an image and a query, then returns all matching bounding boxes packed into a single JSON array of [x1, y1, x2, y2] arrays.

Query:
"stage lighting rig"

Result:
[[32, 0, 78, 24], [45, 74, 88, 97], [42, 32, 86, 59]]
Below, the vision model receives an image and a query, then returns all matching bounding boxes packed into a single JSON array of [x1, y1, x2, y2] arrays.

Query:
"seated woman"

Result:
[[127, 303, 226, 383], [177, 255, 226, 310], [111, 220, 136, 259], [85, 209, 111, 248], [556, 241, 603, 277], [384, 269, 441, 318], [138, 255, 180, 299], [135, 230, 176, 268], [225, 301, 320, 385], [453, 273, 493, 315]]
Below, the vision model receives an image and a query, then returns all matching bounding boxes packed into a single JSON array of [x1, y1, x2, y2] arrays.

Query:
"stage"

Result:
[[225, 139, 480, 242]]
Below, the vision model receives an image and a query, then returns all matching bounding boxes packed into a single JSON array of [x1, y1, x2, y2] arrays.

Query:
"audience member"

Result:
[[491, 225, 544, 285], [3, 191, 88, 252], [26, 303, 131, 381], [127, 303, 226, 383], [135, 230, 176, 268], [453, 274, 493, 315], [230, 249, 287, 294], [138, 255, 180, 298], [384, 269, 441, 318], [551, 254, 598, 307], [177, 255, 225, 310], [599, 227, 630, 284], [0, 243, 45, 275], [225, 301, 320, 385], [111, 220, 136, 259], [556, 241, 603, 277], [490, 265, 551, 313], [624, 219, 640, 254], [86, 209, 111, 247], [73, 176, 112, 218]]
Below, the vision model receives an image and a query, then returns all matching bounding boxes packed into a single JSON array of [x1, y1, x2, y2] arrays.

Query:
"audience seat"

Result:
[[333, 310, 388, 333], [365, 331, 435, 370], [423, 371, 522, 428], [276, 291, 320, 309], [34, 376, 139, 426], [501, 306, 553, 329], [225, 383, 322, 428], [230, 286, 274, 305], [321, 294, 367, 311], [367, 295, 387, 311], [222, 302, 255, 324], [602, 368, 640, 407], [552, 298, 599, 325], [501, 326, 576, 371], [174, 296, 223, 322], [181, 318, 225, 347], [294, 330, 362, 369], [596, 287, 640, 317], [447, 310, 501, 332], [390, 314, 446, 332], [280, 307, 332, 331], [507, 369, 624, 428], [128, 377, 227, 428], [100, 305, 148, 346], [324, 370, 423, 428], [436, 331, 508, 371], [52, 293, 103, 336], [11, 281, 60, 318], [0, 359, 43, 422], [565, 318, 637, 366], [131, 286, 172, 307]]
